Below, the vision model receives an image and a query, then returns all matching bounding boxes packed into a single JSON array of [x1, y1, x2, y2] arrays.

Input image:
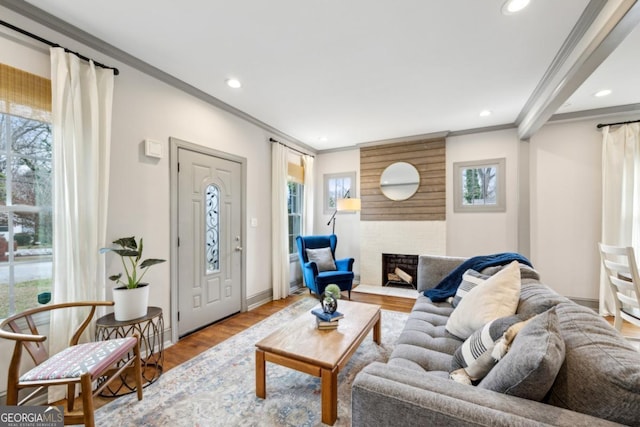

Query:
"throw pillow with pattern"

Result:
[[450, 315, 526, 384], [452, 269, 489, 308]]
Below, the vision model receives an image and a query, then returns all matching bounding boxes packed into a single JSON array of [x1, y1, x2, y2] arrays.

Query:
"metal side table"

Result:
[[95, 306, 164, 396]]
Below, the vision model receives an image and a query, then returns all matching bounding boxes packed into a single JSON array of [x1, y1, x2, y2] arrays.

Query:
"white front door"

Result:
[[177, 147, 242, 337]]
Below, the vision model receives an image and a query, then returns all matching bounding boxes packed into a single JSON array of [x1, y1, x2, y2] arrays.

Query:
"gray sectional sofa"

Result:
[[352, 254, 640, 426]]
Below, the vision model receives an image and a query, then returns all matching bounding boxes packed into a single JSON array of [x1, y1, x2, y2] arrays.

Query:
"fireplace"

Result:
[[381, 253, 418, 289], [360, 221, 446, 286]]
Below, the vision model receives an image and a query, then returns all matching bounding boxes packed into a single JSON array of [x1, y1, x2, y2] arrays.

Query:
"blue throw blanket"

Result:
[[423, 252, 532, 302]]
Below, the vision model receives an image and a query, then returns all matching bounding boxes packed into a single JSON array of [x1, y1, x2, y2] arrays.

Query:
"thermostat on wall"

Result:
[[145, 139, 163, 158]]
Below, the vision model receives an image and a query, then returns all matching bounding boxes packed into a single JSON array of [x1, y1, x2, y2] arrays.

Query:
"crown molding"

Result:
[[549, 103, 640, 123], [0, 0, 304, 147], [356, 131, 449, 149]]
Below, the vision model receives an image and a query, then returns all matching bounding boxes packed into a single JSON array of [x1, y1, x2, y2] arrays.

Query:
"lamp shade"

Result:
[[337, 198, 361, 212]]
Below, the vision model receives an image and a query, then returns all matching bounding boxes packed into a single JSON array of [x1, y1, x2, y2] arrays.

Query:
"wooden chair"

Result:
[[599, 243, 640, 334], [0, 301, 143, 426]]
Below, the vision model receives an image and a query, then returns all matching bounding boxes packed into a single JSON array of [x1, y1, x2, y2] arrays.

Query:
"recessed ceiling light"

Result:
[[318, 136, 328, 142], [226, 78, 242, 89], [594, 89, 612, 97], [502, 0, 531, 15], [479, 110, 492, 117]]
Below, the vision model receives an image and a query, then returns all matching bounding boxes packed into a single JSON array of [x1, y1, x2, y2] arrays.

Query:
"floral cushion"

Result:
[[20, 337, 137, 382]]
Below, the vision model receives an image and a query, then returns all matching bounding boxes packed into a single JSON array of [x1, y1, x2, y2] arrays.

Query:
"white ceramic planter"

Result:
[[112, 284, 149, 321]]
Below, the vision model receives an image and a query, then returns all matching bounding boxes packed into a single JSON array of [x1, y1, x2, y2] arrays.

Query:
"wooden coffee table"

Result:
[[255, 299, 381, 425]]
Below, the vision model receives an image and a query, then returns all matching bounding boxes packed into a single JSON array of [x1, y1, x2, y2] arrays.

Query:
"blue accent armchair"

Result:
[[296, 234, 355, 298]]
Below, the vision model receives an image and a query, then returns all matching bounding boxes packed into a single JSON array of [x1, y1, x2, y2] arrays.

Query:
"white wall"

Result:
[[1, 6, 276, 337], [529, 118, 603, 301], [314, 149, 361, 276], [446, 128, 522, 256], [107, 64, 275, 310]]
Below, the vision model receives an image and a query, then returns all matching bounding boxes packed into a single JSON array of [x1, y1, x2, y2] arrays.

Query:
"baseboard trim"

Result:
[[569, 297, 599, 311], [247, 289, 273, 310]]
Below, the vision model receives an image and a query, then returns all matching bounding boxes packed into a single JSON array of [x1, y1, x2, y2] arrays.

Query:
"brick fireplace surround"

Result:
[[359, 221, 446, 286]]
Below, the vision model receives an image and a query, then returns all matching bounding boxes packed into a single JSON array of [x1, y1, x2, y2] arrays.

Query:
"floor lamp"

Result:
[[327, 194, 361, 234]]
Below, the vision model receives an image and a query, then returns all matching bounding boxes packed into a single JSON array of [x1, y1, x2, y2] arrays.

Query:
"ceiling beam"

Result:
[[517, 0, 640, 140]]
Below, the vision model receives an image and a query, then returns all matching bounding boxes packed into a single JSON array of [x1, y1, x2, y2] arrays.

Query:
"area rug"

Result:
[[93, 297, 408, 426]]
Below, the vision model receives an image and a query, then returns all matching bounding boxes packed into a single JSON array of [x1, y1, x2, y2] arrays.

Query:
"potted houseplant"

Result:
[[100, 236, 165, 321]]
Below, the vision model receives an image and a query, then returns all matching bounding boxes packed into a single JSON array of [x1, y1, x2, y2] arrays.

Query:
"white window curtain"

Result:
[[600, 122, 640, 315], [302, 154, 314, 235], [272, 142, 289, 300], [48, 48, 114, 400]]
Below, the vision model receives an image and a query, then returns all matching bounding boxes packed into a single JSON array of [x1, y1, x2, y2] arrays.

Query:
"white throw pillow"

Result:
[[446, 261, 522, 340]]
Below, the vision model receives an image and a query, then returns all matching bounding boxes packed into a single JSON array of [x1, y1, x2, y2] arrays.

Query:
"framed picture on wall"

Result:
[[453, 158, 506, 212]]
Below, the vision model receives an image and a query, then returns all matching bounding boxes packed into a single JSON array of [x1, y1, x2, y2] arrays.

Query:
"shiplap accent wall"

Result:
[[360, 138, 446, 221]]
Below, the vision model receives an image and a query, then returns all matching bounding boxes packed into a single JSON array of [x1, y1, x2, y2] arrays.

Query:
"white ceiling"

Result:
[[17, 0, 640, 150], [562, 20, 640, 114]]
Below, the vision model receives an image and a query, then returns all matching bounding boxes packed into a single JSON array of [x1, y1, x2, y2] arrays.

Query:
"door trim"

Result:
[[169, 137, 248, 343]]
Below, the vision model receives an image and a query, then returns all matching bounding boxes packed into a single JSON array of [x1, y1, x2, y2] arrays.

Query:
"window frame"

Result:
[[287, 180, 304, 255], [453, 158, 506, 213], [0, 64, 53, 319], [323, 172, 356, 214], [0, 113, 53, 318], [204, 182, 220, 274]]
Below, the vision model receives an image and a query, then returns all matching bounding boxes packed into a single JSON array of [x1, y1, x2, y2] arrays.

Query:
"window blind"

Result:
[[0, 63, 51, 122]]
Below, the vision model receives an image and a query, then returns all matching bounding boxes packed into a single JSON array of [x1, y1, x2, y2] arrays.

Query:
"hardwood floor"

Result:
[[90, 290, 414, 411], [164, 290, 413, 371], [80, 289, 640, 413]]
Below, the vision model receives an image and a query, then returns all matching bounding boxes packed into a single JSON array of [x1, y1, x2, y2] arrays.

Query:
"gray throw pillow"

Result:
[[546, 303, 640, 425], [305, 247, 336, 271], [478, 307, 565, 401], [452, 269, 489, 308]]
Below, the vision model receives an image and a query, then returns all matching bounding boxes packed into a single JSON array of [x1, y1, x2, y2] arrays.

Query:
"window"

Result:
[[205, 183, 220, 273], [0, 64, 53, 318], [287, 181, 304, 255], [453, 158, 506, 212], [324, 172, 356, 214]]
